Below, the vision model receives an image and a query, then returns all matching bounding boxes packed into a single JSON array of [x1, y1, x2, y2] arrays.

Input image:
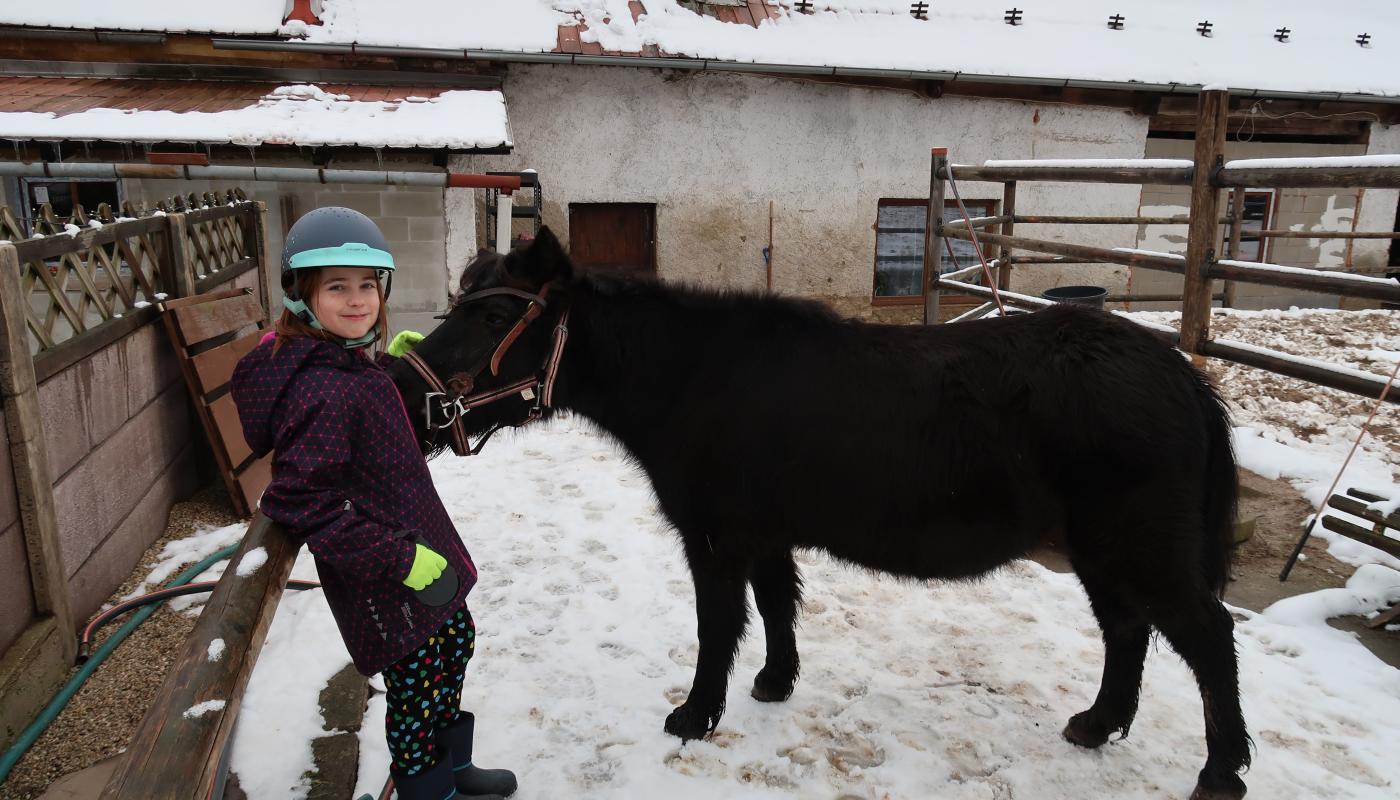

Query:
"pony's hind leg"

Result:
[[749, 549, 802, 702], [1064, 569, 1151, 748], [1151, 594, 1251, 800]]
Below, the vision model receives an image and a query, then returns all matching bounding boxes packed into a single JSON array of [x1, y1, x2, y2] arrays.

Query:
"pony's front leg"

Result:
[[665, 541, 750, 741]]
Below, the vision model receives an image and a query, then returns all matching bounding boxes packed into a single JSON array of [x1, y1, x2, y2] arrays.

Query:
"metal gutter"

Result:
[[202, 37, 1400, 105], [0, 161, 524, 191]]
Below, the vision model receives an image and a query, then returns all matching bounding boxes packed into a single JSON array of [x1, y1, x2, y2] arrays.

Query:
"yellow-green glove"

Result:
[[403, 543, 447, 590], [387, 330, 425, 358]]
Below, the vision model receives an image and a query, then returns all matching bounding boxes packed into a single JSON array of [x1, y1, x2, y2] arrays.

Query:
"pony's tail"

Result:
[[1197, 374, 1239, 597]]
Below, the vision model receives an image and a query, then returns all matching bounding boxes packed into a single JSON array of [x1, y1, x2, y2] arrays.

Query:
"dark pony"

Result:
[[388, 229, 1250, 800]]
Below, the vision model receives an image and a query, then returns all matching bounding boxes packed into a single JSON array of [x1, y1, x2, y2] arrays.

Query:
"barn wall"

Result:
[[463, 64, 1149, 321]]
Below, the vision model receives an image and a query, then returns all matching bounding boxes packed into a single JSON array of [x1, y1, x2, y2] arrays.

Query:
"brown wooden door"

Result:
[[568, 203, 656, 274]]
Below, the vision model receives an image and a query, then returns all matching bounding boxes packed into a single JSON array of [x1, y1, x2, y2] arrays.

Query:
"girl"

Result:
[[232, 207, 516, 800]]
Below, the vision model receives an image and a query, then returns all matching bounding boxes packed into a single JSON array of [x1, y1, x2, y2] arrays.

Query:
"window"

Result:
[[873, 199, 995, 303], [19, 178, 121, 235], [1221, 190, 1275, 263]]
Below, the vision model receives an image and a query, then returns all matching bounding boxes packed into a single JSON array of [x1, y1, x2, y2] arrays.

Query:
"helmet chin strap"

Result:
[[282, 296, 378, 349]]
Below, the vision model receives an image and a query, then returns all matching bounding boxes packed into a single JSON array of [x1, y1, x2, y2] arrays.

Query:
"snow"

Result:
[[1215, 259, 1400, 288], [982, 159, 1193, 169], [236, 547, 269, 578], [6, 2, 1399, 98], [0, 0, 286, 33], [0, 84, 512, 150], [208, 639, 227, 663], [1226, 155, 1400, 170], [192, 411, 1400, 799], [183, 700, 227, 720]]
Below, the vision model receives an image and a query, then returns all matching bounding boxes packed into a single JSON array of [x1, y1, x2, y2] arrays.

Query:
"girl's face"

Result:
[[311, 267, 381, 340]]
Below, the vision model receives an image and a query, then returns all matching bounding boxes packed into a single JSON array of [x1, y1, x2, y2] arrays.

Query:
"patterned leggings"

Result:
[[382, 604, 475, 775]]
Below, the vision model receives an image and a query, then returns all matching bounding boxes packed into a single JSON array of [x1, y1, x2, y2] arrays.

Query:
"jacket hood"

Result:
[[232, 334, 368, 457]]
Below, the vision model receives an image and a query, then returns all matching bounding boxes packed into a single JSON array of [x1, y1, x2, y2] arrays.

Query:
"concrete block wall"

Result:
[[35, 321, 199, 623], [0, 408, 34, 656]]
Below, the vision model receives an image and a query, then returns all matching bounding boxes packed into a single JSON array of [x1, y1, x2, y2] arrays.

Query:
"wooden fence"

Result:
[[924, 89, 1400, 406], [0, 190, 272, 766]]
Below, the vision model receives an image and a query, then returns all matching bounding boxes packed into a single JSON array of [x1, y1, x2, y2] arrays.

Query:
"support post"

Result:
[[1180, 90, 1229, 357], [245, 202, 272, 320], [0, 244, 76, 662], [1224, 186, 1245, 308], [495, 190, 513, 253], [999, 181, 1016, 291], [164, 213, 196, 299], [924, 148, 947, 325]]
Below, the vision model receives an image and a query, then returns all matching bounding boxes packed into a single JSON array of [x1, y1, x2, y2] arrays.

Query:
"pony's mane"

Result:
[[575, 270, 844, 328]]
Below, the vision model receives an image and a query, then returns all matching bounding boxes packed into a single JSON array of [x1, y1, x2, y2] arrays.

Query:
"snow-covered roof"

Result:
[[0, 81, 512, 150], [4, 1, 1399, 100]]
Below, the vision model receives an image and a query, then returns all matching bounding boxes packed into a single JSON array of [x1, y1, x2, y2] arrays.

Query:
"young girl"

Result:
[[232, 207, 516, 800]]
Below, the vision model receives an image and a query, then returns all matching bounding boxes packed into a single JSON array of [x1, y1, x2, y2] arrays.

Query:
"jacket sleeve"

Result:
[[257, 391, 416, 583]]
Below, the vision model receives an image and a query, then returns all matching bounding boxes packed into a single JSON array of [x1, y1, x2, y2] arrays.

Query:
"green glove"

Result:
[[388, 330, 425, 358], [403, 543, 447, 591]]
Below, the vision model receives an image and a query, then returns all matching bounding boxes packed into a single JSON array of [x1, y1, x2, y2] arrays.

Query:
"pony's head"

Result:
[[388, 226, 574, 456]]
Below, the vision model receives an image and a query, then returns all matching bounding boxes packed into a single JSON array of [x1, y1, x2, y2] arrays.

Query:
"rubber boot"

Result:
[[438, 712, 518, 798], [391, 757, 457, 800]]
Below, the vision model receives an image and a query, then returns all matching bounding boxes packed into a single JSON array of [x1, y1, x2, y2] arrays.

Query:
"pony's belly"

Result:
[[809, 522, 1039, 581]]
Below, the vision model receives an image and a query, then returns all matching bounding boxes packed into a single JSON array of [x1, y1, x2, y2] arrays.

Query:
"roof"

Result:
[[0, 79, 512, 150], [4, 1, 1399, 100]]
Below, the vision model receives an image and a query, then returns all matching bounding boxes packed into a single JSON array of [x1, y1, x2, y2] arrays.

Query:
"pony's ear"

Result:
[[504, 226, 573, 287]]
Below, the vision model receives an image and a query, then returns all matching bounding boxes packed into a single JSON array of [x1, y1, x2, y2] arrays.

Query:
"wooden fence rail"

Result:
[[100, 514, 297, 800], [927, 88, 1400, 407]]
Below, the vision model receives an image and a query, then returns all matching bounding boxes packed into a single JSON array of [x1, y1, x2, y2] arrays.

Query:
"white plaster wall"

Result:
[[483, 65, 1148, 318], [1358, 123, 1400, 275]]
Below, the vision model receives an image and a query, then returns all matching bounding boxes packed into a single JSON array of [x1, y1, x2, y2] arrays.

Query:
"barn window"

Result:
[[1222, 190, 1275, 263], [873, 199, 995, 303], [19, 178, 121, 235]]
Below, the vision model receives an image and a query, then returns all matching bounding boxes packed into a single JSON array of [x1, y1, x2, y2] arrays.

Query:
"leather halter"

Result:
[[400, 283, 568, 457]]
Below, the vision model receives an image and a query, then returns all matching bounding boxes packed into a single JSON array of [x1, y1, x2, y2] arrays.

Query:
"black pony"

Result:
[[388, 229, 1250, 800]]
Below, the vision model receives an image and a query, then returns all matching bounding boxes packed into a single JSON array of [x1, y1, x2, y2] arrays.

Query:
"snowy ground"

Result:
[[136, 308, 1400, 800]]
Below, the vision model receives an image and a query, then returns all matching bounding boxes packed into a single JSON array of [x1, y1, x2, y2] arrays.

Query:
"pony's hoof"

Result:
[[1189, 771, 1246, 800], [663, 703, 712, 741], [1062, 711, 1111, 749], [750, 670, 795, 703]]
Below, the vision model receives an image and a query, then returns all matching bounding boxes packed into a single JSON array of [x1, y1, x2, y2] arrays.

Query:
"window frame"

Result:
[[871, 198, 996, 306], [1221, 189, 1276, 264]]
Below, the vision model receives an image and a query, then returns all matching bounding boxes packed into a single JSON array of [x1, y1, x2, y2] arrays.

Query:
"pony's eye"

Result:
[[485, 313, 509, 327]]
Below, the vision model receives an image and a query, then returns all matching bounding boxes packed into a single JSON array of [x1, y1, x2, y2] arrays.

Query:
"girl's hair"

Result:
[[273, 267, 389, 353]]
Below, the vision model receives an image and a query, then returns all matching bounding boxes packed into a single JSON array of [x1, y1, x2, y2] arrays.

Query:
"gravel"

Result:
[[0, 484, 242, 800]]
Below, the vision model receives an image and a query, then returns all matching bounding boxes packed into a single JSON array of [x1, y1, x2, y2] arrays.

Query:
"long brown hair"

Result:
[[273, 267, 389, 353]]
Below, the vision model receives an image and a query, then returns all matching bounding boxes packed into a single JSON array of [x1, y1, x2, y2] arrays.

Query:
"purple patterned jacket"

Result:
[[231, 334, 477, 675]]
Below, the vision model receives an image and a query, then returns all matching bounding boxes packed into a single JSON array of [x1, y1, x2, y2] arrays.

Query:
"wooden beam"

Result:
[[1224, 186, 1245, 308], [999, 182, 1016, 291], [0, 244, 76, 662], [1200, 338, 1400, 405], [1216, 166, 1400, 189], [923, 148, 946, 325], [938, 164, 1192, 186], [1208, 260, 1400, 303], [101, 514, 297, 800], [1180, 89, 1229, 356], [943, 228, 1187, 275]]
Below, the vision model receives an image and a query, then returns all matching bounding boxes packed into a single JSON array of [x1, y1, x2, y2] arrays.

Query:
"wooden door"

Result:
[[568, 203, 656, 274]]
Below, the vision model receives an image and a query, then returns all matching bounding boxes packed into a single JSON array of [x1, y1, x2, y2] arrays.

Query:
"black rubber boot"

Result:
[[391, 757, 457, 800], [439, 712, 518, 798]]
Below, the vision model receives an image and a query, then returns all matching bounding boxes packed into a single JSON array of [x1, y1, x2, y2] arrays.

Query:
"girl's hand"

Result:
[[403, 543, 447, 590], [388, 330, 425, 358]]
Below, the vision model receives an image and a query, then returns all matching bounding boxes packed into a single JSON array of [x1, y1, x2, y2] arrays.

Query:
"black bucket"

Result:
[[1041, 285, 1108, 310]]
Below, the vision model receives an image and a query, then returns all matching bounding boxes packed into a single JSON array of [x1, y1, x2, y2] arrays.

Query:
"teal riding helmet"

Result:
[[281, 207, 395, 348]]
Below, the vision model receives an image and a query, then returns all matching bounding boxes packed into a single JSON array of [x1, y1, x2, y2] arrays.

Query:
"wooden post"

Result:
[[0, 244, 76, 663], [1180, 90, 1229, 357], [1223, 186, 1245, 308], [164, 213, 196, 299], [245, 202, 273, 321], [999, 181, 1017, 291], [924, 148, 947, 325]]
